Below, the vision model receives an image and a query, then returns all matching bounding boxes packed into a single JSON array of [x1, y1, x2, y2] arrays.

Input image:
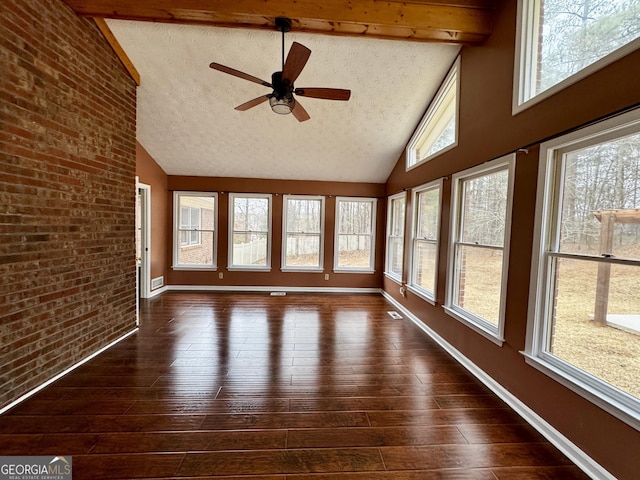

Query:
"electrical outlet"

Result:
[[218, 272, 224, 279], [324, 274, 329, 280]]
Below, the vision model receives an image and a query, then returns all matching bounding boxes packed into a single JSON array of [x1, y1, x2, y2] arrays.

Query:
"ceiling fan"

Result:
[[209, 17, 351, 122]]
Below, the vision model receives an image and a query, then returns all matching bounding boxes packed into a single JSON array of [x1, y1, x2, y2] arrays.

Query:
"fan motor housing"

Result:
[[271, 71, 293, 100]]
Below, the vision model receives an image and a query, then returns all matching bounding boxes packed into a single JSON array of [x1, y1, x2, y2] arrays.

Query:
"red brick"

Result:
[[0, 0, 137, 409]]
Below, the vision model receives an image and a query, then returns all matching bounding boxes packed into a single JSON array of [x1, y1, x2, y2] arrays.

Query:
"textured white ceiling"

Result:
[[107, 20, 460, 183]]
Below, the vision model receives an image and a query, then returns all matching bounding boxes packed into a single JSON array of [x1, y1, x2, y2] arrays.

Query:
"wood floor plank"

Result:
[[0, 433, 99, 454], [491, 465, 592, 479], [286, 425, 467, 448], [201, 411, 371, 430], [381, 443, 575, 470], [285, 471, 497, 480], [177, 448, 385, 476], [290, 396, 440, 412], [368, 407, 524, 427], [0, 414, 205, 434], [91, 429, 287, 453], [126, 398, 290, 415], [0, 293, 589, 479], [72, 453, 184, 479], [457, 423, 547, 444]]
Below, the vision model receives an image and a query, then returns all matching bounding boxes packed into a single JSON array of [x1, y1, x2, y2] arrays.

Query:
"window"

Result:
[[335, 197, 377, 272], [527, 108, 640, 428], [282, 195, 325, 271], [385, 192, 406, 282], [229, 193, 272, 270], [173, 192, 217, 269], [445, 155, 515, 343], [515, 0, 640, 109], [408, 180, 442, 302], [406, 57, 460, 169]]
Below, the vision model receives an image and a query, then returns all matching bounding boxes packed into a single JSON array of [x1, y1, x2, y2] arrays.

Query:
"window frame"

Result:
[[384, 192, 407, 284], [525, 107, 640, 430], [281, 194, 325, 272], [408, 179, 443, 304], [444, 154, 516, 345], [334, 197, 377, 274], [172, 191, 218, 270], [228, 192, 272, 271], [406, 57, 460, 170], [513, 0, 640, 113]]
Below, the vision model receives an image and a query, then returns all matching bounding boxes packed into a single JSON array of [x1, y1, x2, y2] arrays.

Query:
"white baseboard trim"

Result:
[[166, 285, 382, 295], [382, 291, 614, 480], [148, 285, 169, 298], [0, 328, 138, 415]]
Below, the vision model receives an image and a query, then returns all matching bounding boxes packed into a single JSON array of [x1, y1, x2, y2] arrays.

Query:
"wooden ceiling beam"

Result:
[[63, 0, 495, 44]]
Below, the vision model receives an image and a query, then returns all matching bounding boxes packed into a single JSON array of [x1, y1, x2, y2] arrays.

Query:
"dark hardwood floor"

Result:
[[0, 293, 590, 479]]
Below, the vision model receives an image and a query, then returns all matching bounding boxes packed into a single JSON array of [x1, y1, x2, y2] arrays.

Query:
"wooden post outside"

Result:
[[594, 211, 615, 324]]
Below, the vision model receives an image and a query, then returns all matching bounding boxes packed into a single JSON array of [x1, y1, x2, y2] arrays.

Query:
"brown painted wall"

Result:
[[135, 142, 169, 285], [166, 176, 385, 289], [0, 0, 137, 408], [383, 1, 640, 479]]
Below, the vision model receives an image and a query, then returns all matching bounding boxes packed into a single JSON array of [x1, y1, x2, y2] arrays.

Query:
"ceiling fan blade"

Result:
[[291, 99, 310, 122], [282, 42, 311, 84], [295, 88, 351, 101], [235, 95, 270, 111], [210, 63, 272, 87]]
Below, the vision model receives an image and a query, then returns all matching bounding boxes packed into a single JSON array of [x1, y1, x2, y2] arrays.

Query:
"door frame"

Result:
[[136, 180, 152, 302]]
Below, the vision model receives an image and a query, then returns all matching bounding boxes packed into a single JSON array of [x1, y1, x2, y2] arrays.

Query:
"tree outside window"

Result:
[[517, 0, 640, 106], [229, 193, 271, 269], [335, 197, 377, 272], [283, 196, 324, 270]]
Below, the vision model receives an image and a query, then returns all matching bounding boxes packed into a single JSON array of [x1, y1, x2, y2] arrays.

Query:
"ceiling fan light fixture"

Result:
[[269, 96, 293, 115]]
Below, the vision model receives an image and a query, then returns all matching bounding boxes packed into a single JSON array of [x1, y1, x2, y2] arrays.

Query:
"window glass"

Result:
[[527, 110, 640, 426], [230, 194, 271, 269], [283, 196, 324, 270], [385, 193, 406, 280], [335, 198, 377, 271], [539, 128, 640, 400], [406, 58, 459, 169], [174, 193, 216, 268], [410, 183, 441, 299], [446, 156, 514, 341], [517, 0, 640, 105]]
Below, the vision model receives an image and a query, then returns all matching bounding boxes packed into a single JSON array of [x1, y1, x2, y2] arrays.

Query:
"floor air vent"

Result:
[[387, 311, 402, 319]]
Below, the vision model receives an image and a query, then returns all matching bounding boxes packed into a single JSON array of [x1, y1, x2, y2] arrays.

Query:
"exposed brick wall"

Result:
[[0, 0, 137, 409]]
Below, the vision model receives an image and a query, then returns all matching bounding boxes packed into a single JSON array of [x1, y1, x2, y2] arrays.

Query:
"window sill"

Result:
[[443, 305, 504, 346], [172, 266, 217, 271], [521, 351, 640, 432], [384, 272, 403, 285], [281, 267, 323, 273], [406, 285, 436, 306], [333, 268, 375, 274], [406, 141, 457, 172], [227, 267, 271, 272]]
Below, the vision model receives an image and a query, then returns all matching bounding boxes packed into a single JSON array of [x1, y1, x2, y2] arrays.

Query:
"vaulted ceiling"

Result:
[[64, 1, 496, 182]]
